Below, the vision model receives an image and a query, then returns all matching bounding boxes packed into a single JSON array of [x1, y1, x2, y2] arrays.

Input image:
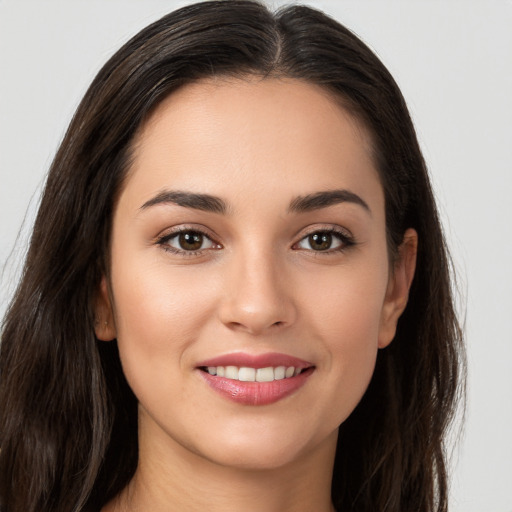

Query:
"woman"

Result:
[[0, 1, 464, 511]]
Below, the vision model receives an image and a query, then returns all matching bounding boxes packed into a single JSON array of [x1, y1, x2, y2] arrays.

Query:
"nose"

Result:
[[217, 248, 297, 336]]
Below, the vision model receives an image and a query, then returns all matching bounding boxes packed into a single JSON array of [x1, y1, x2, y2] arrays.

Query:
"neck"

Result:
[[103, 420, 338, 512]]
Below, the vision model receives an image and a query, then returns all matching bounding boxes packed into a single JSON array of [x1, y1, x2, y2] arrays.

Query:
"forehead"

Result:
[[123, 77, 382, 214]]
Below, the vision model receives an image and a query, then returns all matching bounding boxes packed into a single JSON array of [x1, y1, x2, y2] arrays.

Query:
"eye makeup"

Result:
[[155, 223, 357, 258]]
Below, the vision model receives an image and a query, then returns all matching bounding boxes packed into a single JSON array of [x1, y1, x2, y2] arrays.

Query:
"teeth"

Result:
[[225, 366, 239, 380], [274, 366, 286, 380], [239, 367, 256, 381], [204, 365, 305, 382], [256, 367, 274, 382]]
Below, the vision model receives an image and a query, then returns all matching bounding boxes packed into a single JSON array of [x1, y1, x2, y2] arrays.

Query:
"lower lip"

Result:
[[198, 368, 314, 406]]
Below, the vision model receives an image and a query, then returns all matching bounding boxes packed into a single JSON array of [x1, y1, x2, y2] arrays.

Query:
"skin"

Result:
[[96, 77, 417, 512]]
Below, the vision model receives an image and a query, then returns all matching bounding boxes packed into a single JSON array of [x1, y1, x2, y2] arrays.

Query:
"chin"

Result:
[[204, 447, 306, 472], [192, 424, 338, 472]]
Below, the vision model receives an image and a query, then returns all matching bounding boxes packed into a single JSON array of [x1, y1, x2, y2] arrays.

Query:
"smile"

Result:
[[196, 353, 315, 406], [201, 365, 303, 382]]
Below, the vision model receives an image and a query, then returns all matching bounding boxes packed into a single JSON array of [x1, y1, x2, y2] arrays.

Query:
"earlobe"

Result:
[[94, 276, 117, 341], [378, 228, 418, 348]]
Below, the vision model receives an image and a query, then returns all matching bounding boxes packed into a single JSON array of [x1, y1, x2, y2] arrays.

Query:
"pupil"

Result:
[[310, 232, 331, 251], [179, 232, 203, 250]]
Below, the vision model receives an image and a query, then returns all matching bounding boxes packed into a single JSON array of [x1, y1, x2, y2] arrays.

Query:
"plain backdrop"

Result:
[[1, 1, 511, 510]]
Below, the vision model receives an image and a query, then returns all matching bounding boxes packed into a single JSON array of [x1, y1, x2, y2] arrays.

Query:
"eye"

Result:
[[158, 229, 219, 254], [295, 229, 353, 252]]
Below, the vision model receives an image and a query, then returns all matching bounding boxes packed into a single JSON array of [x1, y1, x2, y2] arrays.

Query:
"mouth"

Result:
[[195, 352, 315, 406], [198, 365, 309, 382]]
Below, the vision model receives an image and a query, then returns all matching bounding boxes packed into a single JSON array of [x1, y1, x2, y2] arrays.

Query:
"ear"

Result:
[[94, 275, 117, 341], [378, 228, 418, 349]]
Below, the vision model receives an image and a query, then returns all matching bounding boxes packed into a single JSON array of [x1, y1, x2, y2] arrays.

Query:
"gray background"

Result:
[[1, 1, 511, 510]]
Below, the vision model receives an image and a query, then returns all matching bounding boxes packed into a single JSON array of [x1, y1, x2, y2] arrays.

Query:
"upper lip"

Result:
[[196, 352, 313, 370]]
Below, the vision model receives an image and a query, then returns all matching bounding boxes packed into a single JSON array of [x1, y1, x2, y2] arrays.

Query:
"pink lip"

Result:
[[197, 352, 313, 370], [196, 352, 315, 406]]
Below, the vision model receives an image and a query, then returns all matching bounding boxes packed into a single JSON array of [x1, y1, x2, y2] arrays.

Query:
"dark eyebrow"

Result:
[[288, 189, 371, 215], [139, 188, 369, 216], [140, 190, 227, 214]]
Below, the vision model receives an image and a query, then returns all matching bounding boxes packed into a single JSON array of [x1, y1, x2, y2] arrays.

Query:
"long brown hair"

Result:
[[0, 2, 465, 511]]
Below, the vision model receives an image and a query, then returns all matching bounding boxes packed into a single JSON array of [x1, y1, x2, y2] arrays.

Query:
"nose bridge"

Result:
[[218, 241, 296, 334]]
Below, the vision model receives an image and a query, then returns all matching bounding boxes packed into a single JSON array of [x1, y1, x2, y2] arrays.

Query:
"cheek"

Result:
[[296, 260, 387, 418], [112, 255, 216, 336], [109, 257, 219, 390], [298, 256, 388, 345]]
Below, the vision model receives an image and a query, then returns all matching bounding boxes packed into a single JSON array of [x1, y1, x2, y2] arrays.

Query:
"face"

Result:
[[96, 77, 415, 471]]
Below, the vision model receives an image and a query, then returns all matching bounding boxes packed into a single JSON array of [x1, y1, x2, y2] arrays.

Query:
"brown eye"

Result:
[[309, 233, 332, 251], [160, 230, 217, 253], [296, 230, 345, 252], [178, 231, 204, 251]]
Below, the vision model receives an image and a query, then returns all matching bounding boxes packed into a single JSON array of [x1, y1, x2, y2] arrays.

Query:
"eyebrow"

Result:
[[140, 190, 227, 214], [288, 189, 371, 215], [139, 188, 370, 216]]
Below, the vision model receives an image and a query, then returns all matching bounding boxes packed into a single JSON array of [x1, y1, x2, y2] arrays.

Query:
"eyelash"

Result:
[[156, 226, 356, 257], [156, 226, 220, 257], [294, 227, 356, 255]]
